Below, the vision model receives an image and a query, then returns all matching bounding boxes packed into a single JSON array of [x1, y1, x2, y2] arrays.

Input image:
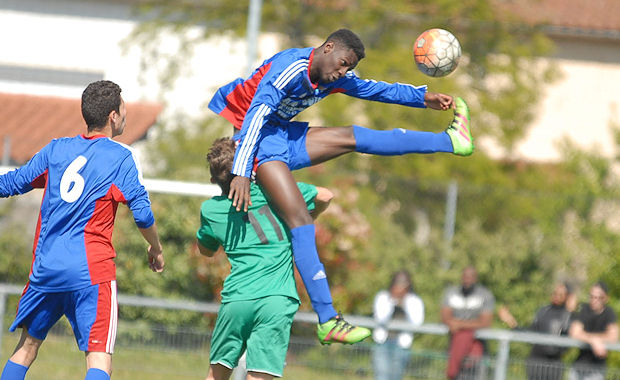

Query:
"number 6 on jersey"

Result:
[[60, 155, 88, 203]]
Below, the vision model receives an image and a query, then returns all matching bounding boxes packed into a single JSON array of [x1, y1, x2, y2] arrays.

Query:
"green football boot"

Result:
[[446, 97, 474, 156], [317, 314, 371, 345]]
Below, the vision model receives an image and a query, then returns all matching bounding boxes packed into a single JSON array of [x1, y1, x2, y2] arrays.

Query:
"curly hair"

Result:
[[325, 29, 365, 61], [81, 80, 122, 130], [206, 138, 236, 194]]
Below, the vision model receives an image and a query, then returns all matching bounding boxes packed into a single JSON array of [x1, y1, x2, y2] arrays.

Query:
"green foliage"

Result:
[[0, 225, 32, 284]]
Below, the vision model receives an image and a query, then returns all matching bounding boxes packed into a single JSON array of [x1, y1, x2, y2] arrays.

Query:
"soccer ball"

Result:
[[413, 28, 461, 77]]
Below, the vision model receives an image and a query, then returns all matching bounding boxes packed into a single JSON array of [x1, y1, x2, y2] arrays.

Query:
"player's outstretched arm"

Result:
[[139, 224, 164, 272], [228, 175, 252, 212], [424, 92, 454, 111]]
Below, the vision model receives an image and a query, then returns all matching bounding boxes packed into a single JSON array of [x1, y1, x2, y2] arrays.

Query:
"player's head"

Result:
[[207, 138, 236, 194], [312, 29, 365, 84], [81, 80, 126, 136]]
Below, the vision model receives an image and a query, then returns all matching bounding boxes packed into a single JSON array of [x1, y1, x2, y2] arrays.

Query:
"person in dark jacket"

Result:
[[499, 282, 576, 380]]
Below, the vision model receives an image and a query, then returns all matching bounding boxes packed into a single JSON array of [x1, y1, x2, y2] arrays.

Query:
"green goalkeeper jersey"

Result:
[[197, 182, 317, 303]]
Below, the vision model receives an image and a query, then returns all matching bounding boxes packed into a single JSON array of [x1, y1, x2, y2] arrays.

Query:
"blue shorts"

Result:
[[10, 281, 118, 353], [234, 121, 311, 173]]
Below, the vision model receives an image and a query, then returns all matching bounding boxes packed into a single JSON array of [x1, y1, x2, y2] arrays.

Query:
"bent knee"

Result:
[[282, 209, 313, 228]]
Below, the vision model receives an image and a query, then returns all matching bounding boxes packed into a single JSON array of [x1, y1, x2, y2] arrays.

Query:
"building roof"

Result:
[[497, 0, 620, 38], [0, 92, 162, 164]]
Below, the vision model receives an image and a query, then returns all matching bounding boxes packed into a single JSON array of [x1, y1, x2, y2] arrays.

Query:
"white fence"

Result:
[[2, 283, 620, 380]]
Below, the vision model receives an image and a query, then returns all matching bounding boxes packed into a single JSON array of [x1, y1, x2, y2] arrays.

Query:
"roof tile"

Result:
[[0, 93, 162, 164], [496, 0, 620, 32]]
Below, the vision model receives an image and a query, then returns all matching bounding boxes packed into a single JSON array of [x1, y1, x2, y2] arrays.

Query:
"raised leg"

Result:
[[304, 124, 454, 167], [256, 161, 337, 323]]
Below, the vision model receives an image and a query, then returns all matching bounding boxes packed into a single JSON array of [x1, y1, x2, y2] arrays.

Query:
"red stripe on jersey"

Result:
[[30, 171, 49, 276], [329, 88, 346, 94], [84, 184, 125, 285], [222, 62, 273, 130], [30, 170, 48, 189], [307, 49, 318, 90], [14, 281, 30, 316], [80, 134, 107, 140], [88, 281, 116, 353]]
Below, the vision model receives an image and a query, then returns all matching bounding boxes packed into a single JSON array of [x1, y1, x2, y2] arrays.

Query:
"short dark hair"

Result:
[[207, 138, 236, 195], [325, 29, 365, 61], [594, 281, 609, 295], [389, 270, 413, 293], [81, 80, 122, 131]]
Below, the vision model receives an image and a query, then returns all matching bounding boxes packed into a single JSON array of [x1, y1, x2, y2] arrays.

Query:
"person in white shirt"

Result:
[[372, 270, 425, 380]]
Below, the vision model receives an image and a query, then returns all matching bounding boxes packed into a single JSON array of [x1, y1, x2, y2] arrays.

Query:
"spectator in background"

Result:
[[441, 266, 495, 380], [498, 282, 576, 380], [372, 270, 424, 380], [568, 282, 618, 380]]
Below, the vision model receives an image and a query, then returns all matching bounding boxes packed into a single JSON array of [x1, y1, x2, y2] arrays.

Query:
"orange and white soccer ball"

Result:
[[413, 28, 461, 77]]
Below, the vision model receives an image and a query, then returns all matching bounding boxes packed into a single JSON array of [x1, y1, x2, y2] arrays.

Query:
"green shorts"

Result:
[[209, 295, 299, 377]]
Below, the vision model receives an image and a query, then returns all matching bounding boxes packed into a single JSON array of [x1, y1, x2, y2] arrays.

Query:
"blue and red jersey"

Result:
[[208, 47, 428, 178], [0, 135, 154, 292]]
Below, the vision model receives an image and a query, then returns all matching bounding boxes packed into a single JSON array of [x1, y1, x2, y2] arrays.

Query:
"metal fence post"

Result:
[[443, 180, 458, 244], [494, 337, 510, 380], [0, 290, 6, 359]]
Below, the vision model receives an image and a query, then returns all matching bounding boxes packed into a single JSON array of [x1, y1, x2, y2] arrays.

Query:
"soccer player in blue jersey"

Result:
[[209, 28, 472, 344], [0, 81, 165, 380]]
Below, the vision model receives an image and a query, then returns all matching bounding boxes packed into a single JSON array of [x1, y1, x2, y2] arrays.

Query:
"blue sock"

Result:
[[1, 360, 28, 380], [353, 125, 454, 155], [290, 224, 338, 324], [85, 368, 110, 380]]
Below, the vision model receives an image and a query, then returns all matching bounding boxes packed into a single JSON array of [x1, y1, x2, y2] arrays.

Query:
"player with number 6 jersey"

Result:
[[0, 81, 164, 380], [0, 135, 153, 291]]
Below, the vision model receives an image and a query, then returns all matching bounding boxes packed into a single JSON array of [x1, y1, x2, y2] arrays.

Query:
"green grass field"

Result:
[[0, 331, 367, 380], [1, 333, 205, 379]]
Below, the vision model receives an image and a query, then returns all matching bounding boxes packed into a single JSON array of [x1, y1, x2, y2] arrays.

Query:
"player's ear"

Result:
[[323, 41, 334, 54], [108, 109, 117, 125]]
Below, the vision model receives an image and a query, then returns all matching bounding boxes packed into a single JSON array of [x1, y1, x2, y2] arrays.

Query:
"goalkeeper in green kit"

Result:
[[196, 138, 370, 380]]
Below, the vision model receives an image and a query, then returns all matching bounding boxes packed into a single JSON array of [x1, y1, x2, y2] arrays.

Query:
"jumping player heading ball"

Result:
[[208, 28, 472, 344]]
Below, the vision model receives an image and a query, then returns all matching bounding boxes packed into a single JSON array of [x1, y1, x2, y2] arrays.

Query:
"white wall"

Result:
[[0, 0, 280, 118], [479, 38, 620, 162]]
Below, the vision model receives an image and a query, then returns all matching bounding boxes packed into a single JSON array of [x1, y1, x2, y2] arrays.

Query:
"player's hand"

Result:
[[147, 245, 165, 273], [229, 175, 252, 212], [590, 337, 608, 358], [424, 92, 454, 110]]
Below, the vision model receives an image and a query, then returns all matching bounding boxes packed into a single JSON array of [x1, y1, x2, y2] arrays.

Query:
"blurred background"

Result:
[[0, 0, 619, 379]]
